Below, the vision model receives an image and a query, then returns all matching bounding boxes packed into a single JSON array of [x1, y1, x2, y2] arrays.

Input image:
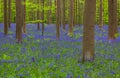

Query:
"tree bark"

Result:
[[62, 0, 66, 30], [82, 0, 96, 62], [99, 0, 103, 28], [8, 0, 11, 28], [16, 0, 23, 43], [56, 0, 60, 39], [4, 0, 8, 35], [108, 0, 118, 40], [42, 0, 44, 36], [23, 0, 26, 33], [37, 0, 40, 30], [68, 0, 74, 36]]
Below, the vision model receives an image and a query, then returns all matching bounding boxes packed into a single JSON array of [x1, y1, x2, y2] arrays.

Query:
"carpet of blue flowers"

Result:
[[0, 23, 120, 78]]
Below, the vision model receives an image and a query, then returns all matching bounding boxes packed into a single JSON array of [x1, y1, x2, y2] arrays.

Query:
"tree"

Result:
[[56, 0, 60, 39], [62, 0, 66, 31], [68, 0, 74, 36], [37, 0, 40, 30], [108, 0, 118, 40], [99, 0, 103, 28], [48, 0, 52, 24], [23, 0, 26, 33], [41, 0, 44, 36], [8, 0, 11, 28], [81, 0, 96, 62], [4, 0, 8, 35], [16, 0, 23, 43]]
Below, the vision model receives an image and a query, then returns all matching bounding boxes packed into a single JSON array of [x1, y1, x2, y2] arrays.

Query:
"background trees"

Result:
[[0, 0, 119, 25], [1, 0, 120, 62]]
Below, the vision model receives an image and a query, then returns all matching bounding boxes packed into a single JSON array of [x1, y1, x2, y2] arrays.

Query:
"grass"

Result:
[[0, 23, 120, 78]]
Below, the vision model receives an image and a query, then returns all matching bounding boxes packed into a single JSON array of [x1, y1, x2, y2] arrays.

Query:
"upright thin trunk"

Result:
[[62, 0, 66, 30], [42, 0, 44, 36], [48, 0, 52, 24], [99, 0, 103, 28], [56, 0, 60, 39], [16, 0, 23, 43], [78, 0, 81, 25], [118, 0, 120, 25], [108, 0, 118, 40], [8, 0, 11, 28], [37, 0, 40, 30], [68, 0, 74, 36], [23, 0, 26, 33], [82, 0, 96, 62], [4, 0, 8, 35]]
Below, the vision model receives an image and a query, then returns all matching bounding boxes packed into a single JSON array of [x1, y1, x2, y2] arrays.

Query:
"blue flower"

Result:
[[32, 57, 35, 62]]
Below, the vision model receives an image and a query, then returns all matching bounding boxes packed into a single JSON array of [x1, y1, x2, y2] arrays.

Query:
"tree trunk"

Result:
[[99, 0, 103, 28], [82, 0, 96, 62], [8, 0, 11, 28], [68, 0, 74, 36], [23, 0, 26, 33], [48, 0, 52, 24], [16, 0, 23, 43], [108, 0, 118, 40], [56, 0, 60, 39], [4, 0, 8, 35], [42, 0, 44, 36], [37, 0, 40, 30], [62, 0, 66, 30]]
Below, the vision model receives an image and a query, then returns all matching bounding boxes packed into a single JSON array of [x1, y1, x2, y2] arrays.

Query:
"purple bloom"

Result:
[[66, 73, 73, 78], [83, 74, 87, 78], [77, 76, 80, 78], [32, 57, 35, 62], [110, 71, 116, 75], [55, 54, 60, 59]]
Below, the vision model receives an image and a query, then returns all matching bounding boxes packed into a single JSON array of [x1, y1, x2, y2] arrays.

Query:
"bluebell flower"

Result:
[[110, 71, 116, 75], [83, 74, 87, 78], [32, 57, 35, 62], [7, 60, 13, 63], [77, 76, 80, 78], [1, 60, 6, 63], [55, 54, 60, 59], [66, 73, 73, 78]]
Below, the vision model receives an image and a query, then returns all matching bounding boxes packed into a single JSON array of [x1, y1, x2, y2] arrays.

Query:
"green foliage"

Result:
[[0, 0, 116, 24], [115, 33, 120, 38]]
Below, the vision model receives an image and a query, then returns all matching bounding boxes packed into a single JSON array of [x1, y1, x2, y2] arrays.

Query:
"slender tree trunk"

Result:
[[118, 0, 120, 25], [8, 0, 11, 28], [108, 0, 118, 40], [16, 0, 23, 43], [59, 0, 61, 27], [62, 0, 66, 30], [82, 0, 96, 62], [23, 0, 26, 33], [37, 0, 40, 30], [4, 0, 8, 35], [99, 0, 103, 28], [42, 0, 44, 36], [78, 0, 81, 26], [68, 0, 74, 36], [56, 0, 60, 39], [48, 0, 52, 24]]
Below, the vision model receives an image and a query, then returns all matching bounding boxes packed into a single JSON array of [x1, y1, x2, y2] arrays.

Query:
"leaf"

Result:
[[115, 33, 119, 38], [3, 54, 11, 60]]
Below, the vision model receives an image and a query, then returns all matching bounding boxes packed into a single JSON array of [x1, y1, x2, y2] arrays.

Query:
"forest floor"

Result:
[[0, 23, 120, 78]]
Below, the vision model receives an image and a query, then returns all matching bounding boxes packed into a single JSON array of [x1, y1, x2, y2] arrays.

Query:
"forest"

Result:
[[0, 0, 120, 78]]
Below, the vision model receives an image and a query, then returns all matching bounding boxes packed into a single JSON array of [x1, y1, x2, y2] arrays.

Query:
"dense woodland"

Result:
[[0, 0, 120, 77]]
